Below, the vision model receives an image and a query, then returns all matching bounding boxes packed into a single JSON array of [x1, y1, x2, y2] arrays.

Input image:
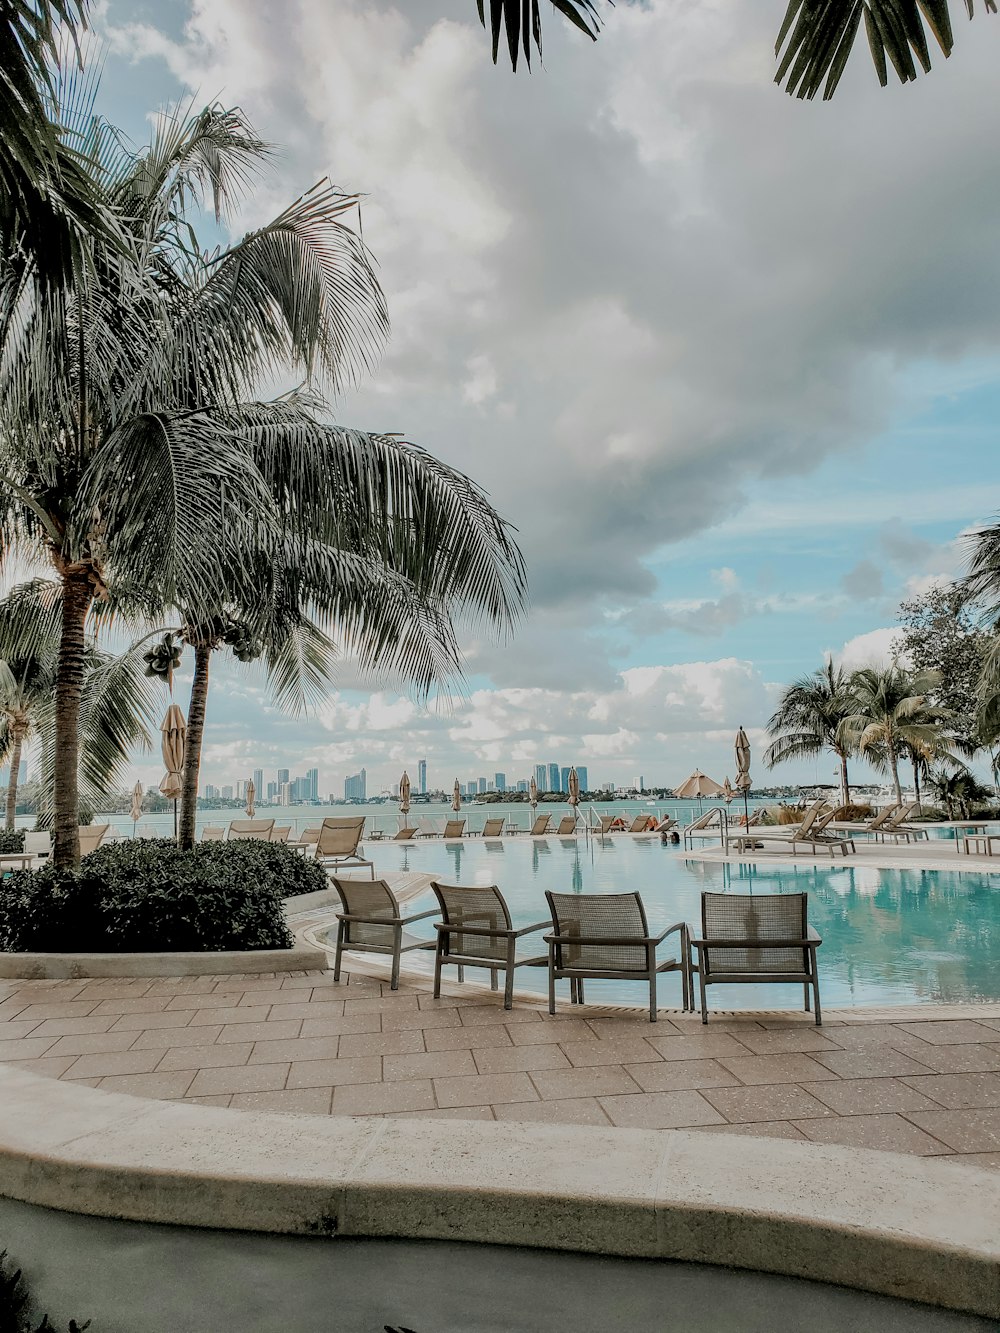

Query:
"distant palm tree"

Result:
[[764, 659, 856, 805], [927, 764, 991, 819], [963, 517, 1000, 785], [843, 665, 952, 807]]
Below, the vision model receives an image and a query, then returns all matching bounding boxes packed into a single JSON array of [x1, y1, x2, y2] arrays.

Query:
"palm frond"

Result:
[[477, 0, 604, 69]]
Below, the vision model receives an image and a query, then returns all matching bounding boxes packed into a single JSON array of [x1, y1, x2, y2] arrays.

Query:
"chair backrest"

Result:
[[885, 802, 919, 829], [201, 826, 226, 842], [627, 815, 648, 833], [867, 804, 900, 830], [330, 876, 400, 948], [316, 817, 365, 857], [530, 815, 551, 835], [443, 819, 466, 838], [809, 808, 841, 836], [23, 832, 50, 856], [481, 818, 505, 837], [684, 808, 717, 833], [556, 816, 577, 835], [228, 819, 275, 841], [595, 814, 616, 833], [78, 824, 109, 857], [393, 826, 418, 840], [431, 881, 512, 962], [271, 826, 291, 843], [700, 892, 809, 976], [545, 890, 650, 973], [793, 800, 826, 837]]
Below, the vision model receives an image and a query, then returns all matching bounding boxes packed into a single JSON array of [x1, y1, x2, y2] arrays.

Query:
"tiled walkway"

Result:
[[3, 970, 1000, 1167]]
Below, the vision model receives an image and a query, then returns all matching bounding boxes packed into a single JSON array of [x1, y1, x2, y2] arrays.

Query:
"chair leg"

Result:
[[577, 978, 585, 1004], [490, 967, 499, 991], [548, 946, 556, 1016], [457, 964, 465, 983], [333, 921, 345, 982], [699, 969, 709, 1025], [504, 940, 516, 1011], [390, 927, 401, 991], [649, 972, 657, 1023], [433, 940, 443, 999], [804, 983, 811, 1013], [813, 973, 823, 1026]]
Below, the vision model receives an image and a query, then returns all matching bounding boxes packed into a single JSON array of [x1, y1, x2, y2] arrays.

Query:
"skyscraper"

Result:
[[277, 768, 289, 786], [516, 779, 528, 793], [221, 785, 233, 799], [478, 776, 488, 794], [344, 768, 367, 800], [253, 768, 264, 798], [560, 767, 571, 793], [307, 767, 319, 800], [494, 772, 506, 792], [548, 762, 561, 793], [576, 766, 588, 793], [534, 763, 547, 793], [418, 758, 427, 795]]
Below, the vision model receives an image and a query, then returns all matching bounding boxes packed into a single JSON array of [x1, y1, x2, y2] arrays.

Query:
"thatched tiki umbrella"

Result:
[[130, 780, 143, 837], [735, 727, 753, 828], [567, 766, 580, 830], [159, 704, 186, 841], [244, 779, 256, 819], [399, 771, 411, 830], [452, 779, 462, 813]]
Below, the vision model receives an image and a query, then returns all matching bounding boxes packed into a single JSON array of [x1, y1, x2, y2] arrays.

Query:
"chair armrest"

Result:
[[401, 908, 440, 925], [434, 922, 515, 938], [514, 920, 551, 938], [806, 925, 822, 943], [650, 921, 687, 945], [691, 936, 817, 948], [544, 932, 666, 947], [337, 911, 404, 927]]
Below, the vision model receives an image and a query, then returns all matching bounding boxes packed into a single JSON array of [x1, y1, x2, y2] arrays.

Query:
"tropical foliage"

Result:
[[962, 518, 1000, 779], [764, 660, 857, 803], [841, 665, 952, 807]]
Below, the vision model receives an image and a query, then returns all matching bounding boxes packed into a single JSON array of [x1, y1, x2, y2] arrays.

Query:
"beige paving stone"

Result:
[[224, 978, 292, 993], [0, 1036, 57, 1061], [644, 1033, 753, 1062], [433, 1071, 539, 1108], [216, 1020, 302, 1045], [388, 1106, 496, 1121], [893, 1043, 1000, 1074], [182, 1094, 234, 1107], [342, 994, 420, 1016], [381, 1008, 459, 1032], [62, 1049, 162, 1080], [8, 1055, 79, 1078], [810, 1048, 936, 1080], [383, 1049, 477, 1082], [247, 1036, 341, 1066], [492, 1098, 611, 1126], [44, 1032, 139, 1057], [415, 993, 494, 1011], [162, 992, 248, 1011], [423, 1025, 514, 1052], [900, 1072, 1000, 1110], [187, 1063, 290, 1097], [732, 1029, 843, 1055], [822, 1023, 934, 1051], [332, 1079, 435, 1116], [97, 1070, 197, 1099], [0, 1020, 43, 1040], [896, 1020, 1000, 1045], [801, 1078, 942, 1116], [90, 997, 173, 1016], [715, 1053, 839, 1085], [129, 1025, 223, 1050], [472, 1044, 571, 1075], [109, 1011, 195, 1033], [71, 981, 153, 999], [663, 1016, 765, 1034], [27, 1016, 119, 1038], [599, 1090, 725, 1130], [978, 1018, 1000, 1034], [691, 1121, 807, 1141], [228, 1087, 333, 1115], [507, 1019, 593, 1045], [298, 1013, 382, 1039], [252, 1000, 349, 1022], [950, 1152, 1000, 1170], [794, 1113, 950, 1156], [583, 1016, 684, 1039], [12, 1002, 99, 1022], [624, 1059, 742, 1094], [336, 1030, 425, 1059], [280, 974, 345, 990], [528, 1065, 643, 1101], [286, 1056, 381, 1090], [236, 990, 315, 1008], [559, 1038, 662, 1068], [187, 1005, 272, 1027], [157, 1043, 253, 1072], [145, 978, 220, 996], [701, 1084, 840, 1124]]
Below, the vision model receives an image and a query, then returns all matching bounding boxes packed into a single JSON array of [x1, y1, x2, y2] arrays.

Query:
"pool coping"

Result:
[[0, 1062, 997, 1318]]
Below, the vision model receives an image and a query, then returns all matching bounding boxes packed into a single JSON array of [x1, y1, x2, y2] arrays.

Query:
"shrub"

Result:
[[0, 839, 294, 953], [0, 831, 25, 855], [193, 838, 329, 899], [0, 1249, 90, 1331]]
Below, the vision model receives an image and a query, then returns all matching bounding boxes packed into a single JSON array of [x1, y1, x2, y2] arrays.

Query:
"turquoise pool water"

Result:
[[360, 836, 1000, 1010]]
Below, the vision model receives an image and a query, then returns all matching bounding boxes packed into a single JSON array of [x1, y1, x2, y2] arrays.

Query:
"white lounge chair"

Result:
[[228, 819, 275, 841], [314, 817, 374, 878]]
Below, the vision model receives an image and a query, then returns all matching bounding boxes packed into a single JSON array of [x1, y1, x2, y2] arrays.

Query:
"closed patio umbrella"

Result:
[[245, 779, 256, 819], [130, 780, 143, 836], [735, 726, 753, 828], [452, 779, 462, 813], [722, 778, 734, 804], [529, 775, 538, 831], [399, 771, 411, 830], [158, 704, 186, 840], [567, 766, 580, 830]]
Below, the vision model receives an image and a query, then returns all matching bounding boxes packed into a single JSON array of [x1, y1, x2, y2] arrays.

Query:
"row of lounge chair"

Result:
[[730, 799, 930, 857], [329, 876, 822, 1024]]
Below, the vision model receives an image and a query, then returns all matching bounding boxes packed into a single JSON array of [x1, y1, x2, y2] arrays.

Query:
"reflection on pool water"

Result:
[[359, 836, 1000, 1010]]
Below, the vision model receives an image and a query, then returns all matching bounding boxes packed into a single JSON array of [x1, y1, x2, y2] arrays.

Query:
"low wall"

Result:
[[0, 1067, 997, 1319], [0, 943, 328, 979]]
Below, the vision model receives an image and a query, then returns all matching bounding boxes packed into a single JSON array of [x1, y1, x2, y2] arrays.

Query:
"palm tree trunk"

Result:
[[53, 567, 94, 867], [911, 756, 921, 810], [838, 752, 851, 807], [179, 642, 211, 850], [888, 738, 903, 807], [5, 729, 23, 832]]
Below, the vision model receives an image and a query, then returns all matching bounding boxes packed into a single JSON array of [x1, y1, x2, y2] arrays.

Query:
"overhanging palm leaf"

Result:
[[478, 0, 604, 69], [775, 0, 996, 100]]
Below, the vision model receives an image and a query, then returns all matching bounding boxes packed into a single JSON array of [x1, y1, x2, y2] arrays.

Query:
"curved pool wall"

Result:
[[0, 1066, 997, 1322], [330, 838, 1000, 1008]]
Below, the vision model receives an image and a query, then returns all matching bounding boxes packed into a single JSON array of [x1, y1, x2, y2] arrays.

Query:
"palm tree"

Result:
[[927, 764, 991, 819], [843, 665, 952, 807], [764, 659, 857, 805]]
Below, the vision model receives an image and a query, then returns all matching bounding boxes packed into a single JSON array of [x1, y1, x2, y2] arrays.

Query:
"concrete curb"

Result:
[[0, 944, 328, 979], [0, 1066, 996, 1318]]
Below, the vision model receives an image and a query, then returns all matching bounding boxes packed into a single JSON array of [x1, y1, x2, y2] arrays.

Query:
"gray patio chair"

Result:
[[430, 882, 548, 1009], [330, 876, 436, 990], [689, 891, 822, 1025], [544, 890, 691, 1022], [314, 817, 374, 878], [228, 819, 275, 841]]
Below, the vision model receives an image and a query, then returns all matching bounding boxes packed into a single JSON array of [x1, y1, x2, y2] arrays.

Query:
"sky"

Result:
[[79, 0, 1000, 798]]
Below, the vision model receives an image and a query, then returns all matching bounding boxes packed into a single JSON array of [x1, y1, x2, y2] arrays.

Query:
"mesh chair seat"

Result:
[[431, 882, 547, 1010], [228, 820, 275, 841], [315, 818, 374, 878], [330, 877, 435, 989]]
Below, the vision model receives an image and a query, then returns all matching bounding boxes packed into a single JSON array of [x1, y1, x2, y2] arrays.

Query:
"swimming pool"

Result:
[[360, 836, 1000, 1010]]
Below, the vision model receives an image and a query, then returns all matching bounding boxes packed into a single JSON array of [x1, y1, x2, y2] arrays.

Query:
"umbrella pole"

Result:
[[743, 790, 750, 830], [173, 799, 178, 842]]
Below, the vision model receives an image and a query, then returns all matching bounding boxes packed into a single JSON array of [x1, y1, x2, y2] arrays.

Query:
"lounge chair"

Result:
[[313, 817, 374, 879], [689, 891, 822, 1025], [544, 890, 691, 1022], [228, 819, 275, 841], [200, 826, 226, 842], [271, 826, 291, 843], [478, 817, 506, 838], [732, 805, 855, 858], [430, 881, 548, 1009], [829, 803, 899, 836], [871, 803, 929, 844], [682, 806, 727, 850], [590, 814, 617, 835], [392, 826, 419, 841], [555, 816, 578, 835], [330, 876, 436, 990], [529, 814, 551, 836], [78, 824, 109, 858], [625, 814, 656, 834], [442, 818, 466, 839]]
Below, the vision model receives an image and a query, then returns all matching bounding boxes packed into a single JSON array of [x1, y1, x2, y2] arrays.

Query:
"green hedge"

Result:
[[0, 1248, 89, 1331], [0, 839, 318, 954], [0, 831, 25, 855]]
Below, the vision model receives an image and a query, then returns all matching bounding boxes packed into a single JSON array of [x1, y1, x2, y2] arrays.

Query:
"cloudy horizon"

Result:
[[79, 0, 1000, 799]]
